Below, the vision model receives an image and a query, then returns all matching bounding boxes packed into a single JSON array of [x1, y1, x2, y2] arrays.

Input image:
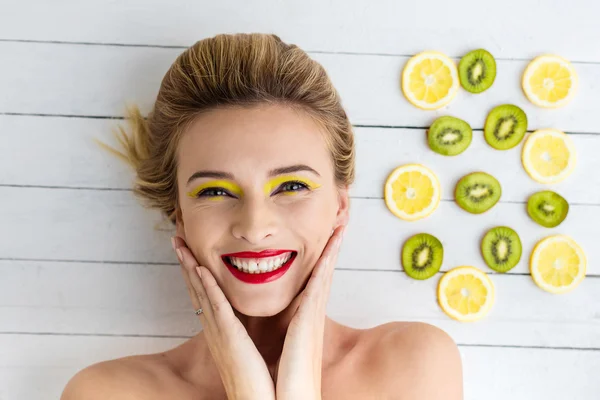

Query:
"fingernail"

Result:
[[176, 248, 184, 264], [195, 266, 202, 280]]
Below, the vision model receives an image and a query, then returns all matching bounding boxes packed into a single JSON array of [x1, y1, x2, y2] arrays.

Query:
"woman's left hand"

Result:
[[275, 224, 346, 400]]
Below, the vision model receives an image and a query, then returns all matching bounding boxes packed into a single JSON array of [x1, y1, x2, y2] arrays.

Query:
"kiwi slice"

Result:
[[484, 104, 528, 150], [481, 226, 522, 273], [455, 172, 501, 214], [428, 116, 473, 156], [527, 191, 569, 228], [458, 49, 497, 93], [401, 233, 443, 280]]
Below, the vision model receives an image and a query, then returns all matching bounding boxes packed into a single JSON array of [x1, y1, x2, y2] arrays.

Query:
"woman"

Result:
[[61, 33, 462, 399]]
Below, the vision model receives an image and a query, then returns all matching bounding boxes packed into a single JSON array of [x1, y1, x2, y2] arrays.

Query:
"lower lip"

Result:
[[223, 253, 297, 284]]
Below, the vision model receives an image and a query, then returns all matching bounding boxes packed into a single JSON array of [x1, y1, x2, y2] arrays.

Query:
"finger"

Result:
[[179, 264, 200, 309], [175, 239, 252, 344], [324, 225, 346, 287], [197, 265, 239, 328], [312, 225, 346, 283], [175, 243, 200, 309], [173, 237, 215, 324], [300, 225, 346, 306]]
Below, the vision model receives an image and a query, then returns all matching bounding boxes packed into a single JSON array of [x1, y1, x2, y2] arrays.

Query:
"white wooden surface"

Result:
[[1, 1, 599, 399]]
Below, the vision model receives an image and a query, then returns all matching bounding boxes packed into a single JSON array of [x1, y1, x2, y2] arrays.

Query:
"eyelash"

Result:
[[195, 180, 310, 198]]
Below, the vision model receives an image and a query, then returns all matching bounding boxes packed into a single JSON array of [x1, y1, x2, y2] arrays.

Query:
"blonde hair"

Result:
[[98, 33, 355, 225]]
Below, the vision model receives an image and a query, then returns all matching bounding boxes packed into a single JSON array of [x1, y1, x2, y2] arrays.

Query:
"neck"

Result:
[[232, 289, 303, 367], [232, 293, 340, 371]]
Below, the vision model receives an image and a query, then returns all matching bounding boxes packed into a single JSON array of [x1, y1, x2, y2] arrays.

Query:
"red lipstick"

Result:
[[221, 250, 297, 284]]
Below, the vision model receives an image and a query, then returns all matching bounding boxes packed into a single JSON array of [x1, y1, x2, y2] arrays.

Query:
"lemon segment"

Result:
[[522, 55, 578, 108], [530, 235, 586, 294], [437, 266, 495, 322], [402, 51, 459, 110], [384, 164, 441, 221], [522, 129, 576, 184]]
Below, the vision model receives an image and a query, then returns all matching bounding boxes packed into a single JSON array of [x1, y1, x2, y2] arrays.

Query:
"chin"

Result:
[[231, 297, 293, 317]]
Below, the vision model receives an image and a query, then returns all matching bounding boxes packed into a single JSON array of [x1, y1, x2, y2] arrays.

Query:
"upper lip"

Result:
[[222, 249, 296, 259]]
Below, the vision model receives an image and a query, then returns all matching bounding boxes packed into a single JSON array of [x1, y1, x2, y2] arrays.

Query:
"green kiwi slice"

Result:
[[455, 172, 501, 214], [401, 233, 443, 280], [484, 104, 528, 150], [527, 191, 569, 228], [481, 226, 522, 273], [458, 49, 497, 93], [428, 116, 473, 156]]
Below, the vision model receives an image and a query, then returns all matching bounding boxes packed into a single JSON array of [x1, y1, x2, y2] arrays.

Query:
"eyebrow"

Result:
[[186, 164, 321, 186]]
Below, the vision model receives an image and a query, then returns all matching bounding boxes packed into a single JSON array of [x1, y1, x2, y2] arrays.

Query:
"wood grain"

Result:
[[1, 334, 598, 400], [0, 42, 598, 132]]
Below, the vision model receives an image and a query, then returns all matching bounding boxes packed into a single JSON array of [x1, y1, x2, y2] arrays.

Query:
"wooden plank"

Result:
[[1, 334, 598, 400], [0, 187, 596, 275], [0, 42, 599, 133], [1, 115, 598, 204], [2, 260, 599, 348], [1, 0, 599, 62]]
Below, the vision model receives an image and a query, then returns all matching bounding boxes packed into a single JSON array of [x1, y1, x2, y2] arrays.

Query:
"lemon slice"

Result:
[[402, 51, 459, 110], [384, 164, 441, 221], [522, 55, 578, 108], [437, 266, 495, 322], [522, 129, 576, 184], [530, 235, 586, 294]]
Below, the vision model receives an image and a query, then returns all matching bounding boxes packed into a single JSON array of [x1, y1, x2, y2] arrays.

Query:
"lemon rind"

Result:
[[402, 51, 459, 110], [437, 266, 495, 322], [384, 164, 441, 221], [521, 128, 576, 184], [522, 54, 578, 109], [530, 235, 587, 294]]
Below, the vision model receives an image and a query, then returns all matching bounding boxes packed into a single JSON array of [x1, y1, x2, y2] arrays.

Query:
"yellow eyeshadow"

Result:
[[186, 180, 243, 198], [263, 175, 321, 196]]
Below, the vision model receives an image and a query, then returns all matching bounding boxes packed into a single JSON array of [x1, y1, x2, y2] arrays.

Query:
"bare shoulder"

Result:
[[60, 353, 193, 400], [362, 321, 463, 400]]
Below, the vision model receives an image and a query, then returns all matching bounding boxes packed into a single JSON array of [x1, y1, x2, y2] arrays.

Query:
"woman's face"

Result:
[[175, 104, 349, 316]]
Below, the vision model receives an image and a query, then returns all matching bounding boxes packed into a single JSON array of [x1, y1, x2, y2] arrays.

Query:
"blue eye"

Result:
[[195, 181, 309, 198], [278, 180, 309, 193], [196, 188, 230, 198]]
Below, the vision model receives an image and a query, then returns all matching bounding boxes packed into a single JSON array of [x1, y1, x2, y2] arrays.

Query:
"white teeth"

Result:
[[259, 260, 269, 272], [248, 261, 258, 273], [228, 252, 293, 274]]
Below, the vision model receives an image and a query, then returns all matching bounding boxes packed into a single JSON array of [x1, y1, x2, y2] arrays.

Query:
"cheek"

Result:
[[279, 196, 335, 234], [181, 208, 226, 261]]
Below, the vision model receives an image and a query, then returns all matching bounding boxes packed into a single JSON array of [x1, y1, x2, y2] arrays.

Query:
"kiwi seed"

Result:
[[427, 116, 473, 156], [455, 172, 502, 214], [527, 191, 569, 228], [402, 233, 443, 280], [481, 226, 522, 273], [484, 104, 528, 150], [459, 49, 497, 94]]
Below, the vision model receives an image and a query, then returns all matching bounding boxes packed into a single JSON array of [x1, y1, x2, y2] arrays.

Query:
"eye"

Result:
[[277, 180, 310, 193], [195, 188, 231, 198]]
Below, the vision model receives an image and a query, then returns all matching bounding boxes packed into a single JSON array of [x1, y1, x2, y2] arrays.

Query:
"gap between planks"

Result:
[[1, 38, 600, 65]]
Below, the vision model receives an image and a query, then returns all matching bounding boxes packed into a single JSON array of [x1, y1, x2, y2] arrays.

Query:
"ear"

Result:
[[174, 205, 186, 240], [334, 185, 350, 228]]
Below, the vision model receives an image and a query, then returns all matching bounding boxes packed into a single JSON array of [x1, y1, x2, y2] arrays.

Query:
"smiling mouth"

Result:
[[223, 251, 297, 274]]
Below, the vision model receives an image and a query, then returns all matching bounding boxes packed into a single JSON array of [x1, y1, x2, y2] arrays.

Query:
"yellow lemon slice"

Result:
[[530, 235, 586, 294], [402, 51, 459, 110], [522, 129, 576, 184], [384, 164, 441, 221], [522, 55, 578, 108], [437, 266, 495, 322]]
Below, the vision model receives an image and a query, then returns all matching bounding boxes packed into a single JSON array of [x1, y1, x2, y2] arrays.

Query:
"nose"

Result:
[[231, 196, 279, 244]]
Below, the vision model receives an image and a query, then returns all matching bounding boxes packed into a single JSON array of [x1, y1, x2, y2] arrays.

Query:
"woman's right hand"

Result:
[[172, 236, 276, 400]]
